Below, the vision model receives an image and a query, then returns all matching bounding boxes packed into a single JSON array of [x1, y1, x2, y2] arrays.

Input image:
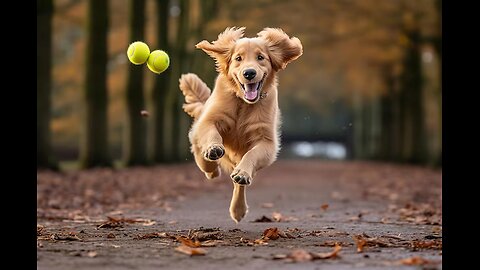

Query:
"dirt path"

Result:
[[37, 160, 442, 269]]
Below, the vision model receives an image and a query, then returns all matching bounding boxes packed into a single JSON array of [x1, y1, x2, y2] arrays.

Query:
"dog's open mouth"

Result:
[[240, 74, 266, 103]]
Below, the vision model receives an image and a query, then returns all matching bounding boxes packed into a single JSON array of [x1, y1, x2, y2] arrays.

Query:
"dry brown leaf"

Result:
[[320, 204, 329, 211], [353, 235, 367, 253], [174, 245, 207, 256], [287, 249, 314, 262], [50, 233, 82, 241], [353, 233, 396, 251], [37, 225, 45, 236], [272, 212, 283, 222], [271, 212, 298, 222], [411, 240, 442, 250], [263, 227, 281, 240], [87, 251, 98, 258], [98, 217, 155, 228], [253, 238, 269, 246], [261, 202, 274, 208], [311, 244, 342, 259], [200, 240, 223, 247], [272, 254, 287, 260], [398, 256, 434, 265], [190, 231, 223, 241], [277, 244, 342, 262], [176, 236, 201, 248], [136, 232, 172, 240]]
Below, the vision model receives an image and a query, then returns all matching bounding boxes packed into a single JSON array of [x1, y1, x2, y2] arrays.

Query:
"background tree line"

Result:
[[37, 0, 441, 170]]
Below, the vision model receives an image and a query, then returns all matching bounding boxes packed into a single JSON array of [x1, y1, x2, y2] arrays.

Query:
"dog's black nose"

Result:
[[243, 69, 256, 81]]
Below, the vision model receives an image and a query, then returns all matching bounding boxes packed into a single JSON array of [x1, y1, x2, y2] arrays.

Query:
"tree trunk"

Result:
[[124, 0, 148, 166], [379, 65, 395, 161], [80, 0, 111, 168], [162, 0, 190, 162], [434, 0, 442, 167], [151, 0, 171, 163], [37, 0, 58, 170], [352, 93, 365, 159], [399, 24, 427, 164]]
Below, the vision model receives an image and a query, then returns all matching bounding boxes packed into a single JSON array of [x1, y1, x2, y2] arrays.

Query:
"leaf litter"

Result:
[[97, 216, 156, 228], [273, 244, 342, 262]]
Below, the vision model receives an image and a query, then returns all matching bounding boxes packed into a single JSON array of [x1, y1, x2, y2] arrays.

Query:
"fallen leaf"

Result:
[[140, 220, 156, 226], [253, 238, 269, 246], [136, 232, 172, 240], [199, 240, 223, 247], [320, 204, 329, 211], [311, 244, 342, 259], [272, 212, 283, 222], [398, 256, 435, 265], [287, 249, 313, 262], [176, 236, 201, 248], [37, 225, 45, 236], [353, 235, 367, 253], [174, 245, 206, 256], [263, 227, 281, 240], [352, 233, 398, 251], [271, 212, 298, 222], [190, 231, 223, 241], [272, 254, 287, 260], [317, 241, 348, 247], [276, 244, 342, 262], [50, 233, 82, 241], [261, 202, 274, 208], [87, 251, 97, 258], [97, 217, 156, 228], [410, 240, 442, 250]]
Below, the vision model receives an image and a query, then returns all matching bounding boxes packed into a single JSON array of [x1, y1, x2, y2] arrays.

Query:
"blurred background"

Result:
[[37, 0, 441, 170]]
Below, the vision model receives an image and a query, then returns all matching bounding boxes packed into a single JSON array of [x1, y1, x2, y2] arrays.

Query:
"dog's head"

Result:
[[196, 27, 303, 104]]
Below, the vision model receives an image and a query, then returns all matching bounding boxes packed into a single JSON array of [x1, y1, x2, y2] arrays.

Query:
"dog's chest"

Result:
[[218, 102, 276, 151]]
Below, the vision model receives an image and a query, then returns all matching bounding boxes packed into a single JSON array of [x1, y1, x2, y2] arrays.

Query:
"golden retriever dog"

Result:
[[179, 27, 303, 223]]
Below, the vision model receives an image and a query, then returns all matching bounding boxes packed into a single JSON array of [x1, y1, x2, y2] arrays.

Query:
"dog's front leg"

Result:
[[190, 121, 225, 180], [230, 141, 277, 186], [191, 121, 225, 161]]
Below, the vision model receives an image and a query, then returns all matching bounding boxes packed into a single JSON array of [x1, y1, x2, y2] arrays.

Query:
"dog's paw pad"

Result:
[[204, 145, 225, 161], [231, 171, 251, 186]]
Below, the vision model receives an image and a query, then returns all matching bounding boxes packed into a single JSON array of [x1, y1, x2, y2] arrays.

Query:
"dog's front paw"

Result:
[[231, 169, 252, 186], [204, 144, 225, 161]]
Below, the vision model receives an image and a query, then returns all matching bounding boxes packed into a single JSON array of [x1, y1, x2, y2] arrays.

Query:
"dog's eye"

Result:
[[235, 55, 242, 61], [257, 55, 264, 61]]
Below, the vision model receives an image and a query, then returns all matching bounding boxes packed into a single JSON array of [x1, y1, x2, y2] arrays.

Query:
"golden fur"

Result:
[[179, 27, 303, 222]]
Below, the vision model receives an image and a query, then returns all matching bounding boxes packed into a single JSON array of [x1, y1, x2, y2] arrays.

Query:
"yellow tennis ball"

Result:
[[127, 41, 150, 65], [147, 50, 170, 74]]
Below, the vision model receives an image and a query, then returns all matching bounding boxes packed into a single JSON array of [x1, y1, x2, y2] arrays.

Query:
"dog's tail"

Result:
[[179, 73, 211, 119]]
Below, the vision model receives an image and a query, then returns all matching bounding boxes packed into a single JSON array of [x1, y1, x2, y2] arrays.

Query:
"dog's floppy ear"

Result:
[[257, 28, 303, 71], [196, 27, 245, 73]]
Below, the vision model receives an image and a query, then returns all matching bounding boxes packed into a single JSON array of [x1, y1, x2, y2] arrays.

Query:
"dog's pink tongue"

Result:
[[245, 83, 258, 100]]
